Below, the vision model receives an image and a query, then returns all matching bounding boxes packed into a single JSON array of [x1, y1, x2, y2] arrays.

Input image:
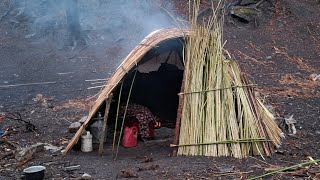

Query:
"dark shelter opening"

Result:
[[104, 38, 185, 136]]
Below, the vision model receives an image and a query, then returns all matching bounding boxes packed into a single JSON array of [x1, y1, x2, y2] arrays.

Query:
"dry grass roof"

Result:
[[64, 28, 190, 154]]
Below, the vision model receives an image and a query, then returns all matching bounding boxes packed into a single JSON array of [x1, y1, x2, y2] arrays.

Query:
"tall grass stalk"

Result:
[[114, 70, 137, 160], [112, 81, 124, 157]]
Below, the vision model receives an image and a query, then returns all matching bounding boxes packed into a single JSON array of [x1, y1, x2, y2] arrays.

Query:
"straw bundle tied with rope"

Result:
[[176, 0, 283, 158]]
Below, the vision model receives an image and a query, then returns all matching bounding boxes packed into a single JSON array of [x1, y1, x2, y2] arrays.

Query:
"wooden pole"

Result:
[[99, 93, 113, 155], [172, 78, 185, 156]]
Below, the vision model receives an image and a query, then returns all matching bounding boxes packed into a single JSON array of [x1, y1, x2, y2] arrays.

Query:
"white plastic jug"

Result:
[[81, 131, 93, 152]]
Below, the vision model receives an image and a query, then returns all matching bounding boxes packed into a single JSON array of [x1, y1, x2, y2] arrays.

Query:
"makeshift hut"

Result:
[[64, 28, 191, 152], [64, 27, 282, 158], [64, 3, 283, 158]]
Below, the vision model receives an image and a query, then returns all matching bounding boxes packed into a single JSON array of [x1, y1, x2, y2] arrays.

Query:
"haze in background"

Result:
[[3, 0, 184, 64]]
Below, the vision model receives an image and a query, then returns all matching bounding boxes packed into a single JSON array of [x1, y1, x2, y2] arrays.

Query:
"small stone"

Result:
[[78, 116, 88, 124], [63, 165, 80, 171], [44, 144, 63, 153], [41, 99, 48, 108], [266, 56, 272, 60], [47, 102, 54, 109], [25, 33, 35, 39], [33, 94, 44, 102], [219, 167, 234, 173], [310, 73, 320, 81], [68, 122, 81, 133], [278, 22, 284, 28], [80, 173, 92, 180]]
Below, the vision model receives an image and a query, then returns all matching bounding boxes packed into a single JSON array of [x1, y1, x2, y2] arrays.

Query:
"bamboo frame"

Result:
[[98, 93, 113, 155]]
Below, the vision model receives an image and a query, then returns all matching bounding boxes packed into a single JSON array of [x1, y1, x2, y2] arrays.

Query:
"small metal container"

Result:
[[23, 165, 46, 180]]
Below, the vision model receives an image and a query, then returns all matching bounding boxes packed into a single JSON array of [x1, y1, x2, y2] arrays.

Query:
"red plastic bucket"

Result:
[[122, 126, 138, 148]]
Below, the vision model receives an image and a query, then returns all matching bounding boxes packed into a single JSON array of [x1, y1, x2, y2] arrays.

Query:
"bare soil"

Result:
[[1, 0, 320, 179]]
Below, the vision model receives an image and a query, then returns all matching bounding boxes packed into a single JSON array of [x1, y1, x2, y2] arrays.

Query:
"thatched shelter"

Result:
[[64, 28, 191, 154], [64, 27, 282, 158]]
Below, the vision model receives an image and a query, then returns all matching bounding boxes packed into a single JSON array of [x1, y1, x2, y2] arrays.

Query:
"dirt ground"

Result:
[[1, 0, 320, 179]]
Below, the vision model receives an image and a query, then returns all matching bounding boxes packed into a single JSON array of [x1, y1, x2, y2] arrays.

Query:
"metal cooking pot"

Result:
[[23, 165, 46, 180]]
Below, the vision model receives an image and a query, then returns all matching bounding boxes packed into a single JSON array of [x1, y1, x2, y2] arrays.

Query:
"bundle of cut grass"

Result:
[[177, 0, 283, 158]]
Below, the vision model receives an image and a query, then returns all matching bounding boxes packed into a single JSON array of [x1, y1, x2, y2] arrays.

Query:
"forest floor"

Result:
[[0, 0, 319, 179]]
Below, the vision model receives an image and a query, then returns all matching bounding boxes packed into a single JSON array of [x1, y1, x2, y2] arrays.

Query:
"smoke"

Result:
[[7, 0, 183, 62], [0, 0, 189, 108]]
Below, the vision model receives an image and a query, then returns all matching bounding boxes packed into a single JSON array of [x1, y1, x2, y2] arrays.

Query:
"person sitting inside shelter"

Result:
[[119, 103, 161, 140]]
